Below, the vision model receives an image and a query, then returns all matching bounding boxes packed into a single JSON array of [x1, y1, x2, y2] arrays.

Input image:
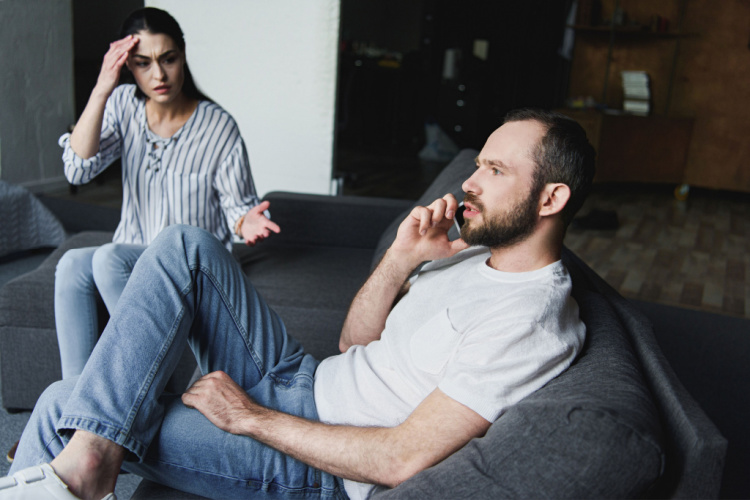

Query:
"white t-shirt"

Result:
[[313, 247, 586, 499]]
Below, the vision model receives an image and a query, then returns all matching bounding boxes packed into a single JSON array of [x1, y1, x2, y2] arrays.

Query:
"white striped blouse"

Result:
[[59, 84, 260, 249]]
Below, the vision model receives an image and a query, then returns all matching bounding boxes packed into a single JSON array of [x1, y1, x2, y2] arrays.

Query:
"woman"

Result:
[[55, 7, 280, 380]]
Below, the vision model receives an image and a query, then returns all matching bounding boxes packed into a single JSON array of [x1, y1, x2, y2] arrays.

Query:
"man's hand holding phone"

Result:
[[389, 194, 469, 271]]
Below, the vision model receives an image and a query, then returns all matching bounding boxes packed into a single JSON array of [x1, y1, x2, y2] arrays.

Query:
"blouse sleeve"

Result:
[[59, 87, 124, 185], [214, 137, 262, 233]]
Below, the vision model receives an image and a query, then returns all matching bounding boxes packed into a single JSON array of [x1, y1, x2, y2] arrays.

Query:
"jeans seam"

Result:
[[193, 262, 267, 376], [122, 304, 185, 443]]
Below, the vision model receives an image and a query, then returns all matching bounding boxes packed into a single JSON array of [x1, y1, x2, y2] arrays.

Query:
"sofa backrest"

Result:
[[371, 149, 478, 269], [563, 248, 727, 498], [371, 148, 726, 498]]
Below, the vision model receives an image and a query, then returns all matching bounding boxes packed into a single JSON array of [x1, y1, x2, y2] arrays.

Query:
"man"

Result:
[[2, 108, 595, 500]]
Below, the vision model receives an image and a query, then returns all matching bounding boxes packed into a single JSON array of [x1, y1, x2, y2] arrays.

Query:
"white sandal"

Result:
[[0, 464, 115, 500]]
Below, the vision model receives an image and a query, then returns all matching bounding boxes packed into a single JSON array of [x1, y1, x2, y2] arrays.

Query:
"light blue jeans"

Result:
[[13, 225, 348, 499], [54, 243, 146, 378]]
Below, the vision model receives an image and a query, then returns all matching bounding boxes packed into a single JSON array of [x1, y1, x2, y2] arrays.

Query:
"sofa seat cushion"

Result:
[[235, 243, 375, 360], [0, 231, 114, 409], [0, 231, 114, 330], [374, 288, 664, 499]]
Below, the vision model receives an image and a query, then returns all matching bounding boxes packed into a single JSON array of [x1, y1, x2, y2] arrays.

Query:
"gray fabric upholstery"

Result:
[[0, 231, 113, 410], [0, 181, 66, 258], [130, 482, 207, 500], [237, 244, 376, 360], [261, 191, 411, 250], [562, 249, 728, 498], [634, 299, 750, 498]]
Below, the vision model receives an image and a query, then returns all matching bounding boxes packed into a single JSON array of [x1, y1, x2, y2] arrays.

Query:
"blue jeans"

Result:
[[55, 243, 146, 378], [13, 225, 348, 499]]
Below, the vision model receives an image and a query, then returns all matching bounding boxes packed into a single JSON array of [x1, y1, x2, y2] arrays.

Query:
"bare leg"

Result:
[[49, 431, 125, 500]]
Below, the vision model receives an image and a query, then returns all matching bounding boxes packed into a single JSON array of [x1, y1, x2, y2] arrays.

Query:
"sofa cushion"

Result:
[[0, 231, 114, 409], [260, 192, 411, 250], [374, 288, 665, 499], [0, 231, 114, 330], [0, 180, 66, 258], [371, 149, 478, 268], [235, 244, 375, 360]]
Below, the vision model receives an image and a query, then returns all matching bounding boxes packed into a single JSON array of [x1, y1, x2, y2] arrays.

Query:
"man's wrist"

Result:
[[381, 248, 420, 281]]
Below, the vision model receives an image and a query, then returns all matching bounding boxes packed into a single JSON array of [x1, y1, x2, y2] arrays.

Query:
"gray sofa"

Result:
[[0, 150, 727, 498]]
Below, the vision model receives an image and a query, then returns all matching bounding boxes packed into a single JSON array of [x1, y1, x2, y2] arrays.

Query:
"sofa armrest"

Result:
[[260, 192, 411, 249]]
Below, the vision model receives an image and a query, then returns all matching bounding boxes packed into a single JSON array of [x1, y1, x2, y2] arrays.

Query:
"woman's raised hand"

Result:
[[94, 35, 139, 98], [70, 35, 139, 158], [239, 201, 281, 246]]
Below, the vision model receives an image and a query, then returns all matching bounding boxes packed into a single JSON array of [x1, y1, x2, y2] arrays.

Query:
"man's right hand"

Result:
[[339, 194, 469, 352], [388, 194, 470, 271]]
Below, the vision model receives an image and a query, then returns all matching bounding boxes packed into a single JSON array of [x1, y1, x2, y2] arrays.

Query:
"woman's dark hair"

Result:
[[118, 7, 211, 102]]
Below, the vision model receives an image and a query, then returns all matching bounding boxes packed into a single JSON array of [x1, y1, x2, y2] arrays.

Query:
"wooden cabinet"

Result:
[[561, 109, 693, 184]]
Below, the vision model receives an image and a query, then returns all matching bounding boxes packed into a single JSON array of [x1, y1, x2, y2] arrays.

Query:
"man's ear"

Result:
[[538, 183, 571, 217]]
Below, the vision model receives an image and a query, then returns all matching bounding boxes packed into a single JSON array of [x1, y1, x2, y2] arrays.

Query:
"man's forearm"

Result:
[[239, 406, 409, 487], [339, 249, 419, 352], [235, 389, 486, 489], [183, 371, 488, 490]]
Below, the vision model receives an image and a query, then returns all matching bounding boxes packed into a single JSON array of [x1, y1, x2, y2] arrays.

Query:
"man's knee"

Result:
[[152, 225, 223, 255]]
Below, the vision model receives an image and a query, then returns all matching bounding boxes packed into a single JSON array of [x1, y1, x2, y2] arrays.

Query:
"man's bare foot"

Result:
[[49, 431, 125, 500]]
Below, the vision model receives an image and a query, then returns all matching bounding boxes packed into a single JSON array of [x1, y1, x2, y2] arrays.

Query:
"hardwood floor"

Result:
[[565, 184, 750, 319]]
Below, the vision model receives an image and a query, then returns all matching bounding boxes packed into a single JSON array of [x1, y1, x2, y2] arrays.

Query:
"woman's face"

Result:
[[126, 30, 185, 105]]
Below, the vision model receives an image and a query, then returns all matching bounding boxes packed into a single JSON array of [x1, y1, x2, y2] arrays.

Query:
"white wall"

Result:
[[149, 0, 340, 196], [0, 0, 75, 190]]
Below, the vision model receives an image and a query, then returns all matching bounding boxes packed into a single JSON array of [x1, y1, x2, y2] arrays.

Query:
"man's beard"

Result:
[[460, 190, 540, 249]]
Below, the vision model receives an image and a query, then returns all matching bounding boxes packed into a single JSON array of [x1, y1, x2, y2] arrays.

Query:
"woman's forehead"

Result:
[[132, 31, 180, 57]]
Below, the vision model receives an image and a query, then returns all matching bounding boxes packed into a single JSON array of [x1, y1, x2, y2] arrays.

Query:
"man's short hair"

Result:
[[503, 108, 597, 228]]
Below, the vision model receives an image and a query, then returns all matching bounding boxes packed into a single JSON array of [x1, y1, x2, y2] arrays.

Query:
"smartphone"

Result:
[[454, 202, 466, 232]]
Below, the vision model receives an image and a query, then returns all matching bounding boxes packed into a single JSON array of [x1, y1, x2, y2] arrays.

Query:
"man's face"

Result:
[[460, 120, 546, 249]]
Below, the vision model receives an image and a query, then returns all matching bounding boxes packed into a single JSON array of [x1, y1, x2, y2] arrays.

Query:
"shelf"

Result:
[[568, 25, 698, 39]]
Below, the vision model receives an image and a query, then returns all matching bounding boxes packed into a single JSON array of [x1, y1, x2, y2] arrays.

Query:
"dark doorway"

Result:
[[334, 0, 572, 199]]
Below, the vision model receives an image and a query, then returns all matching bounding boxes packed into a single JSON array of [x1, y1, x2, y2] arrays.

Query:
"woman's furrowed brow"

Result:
[[132, 50, 178, 61]]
